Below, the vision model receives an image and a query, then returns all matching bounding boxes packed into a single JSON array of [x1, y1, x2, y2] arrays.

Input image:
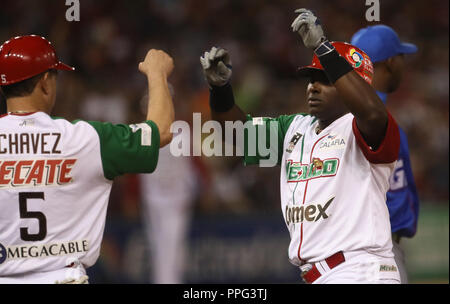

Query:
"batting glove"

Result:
[[291, 8, 327, 50], [200, 46, 232, 87]]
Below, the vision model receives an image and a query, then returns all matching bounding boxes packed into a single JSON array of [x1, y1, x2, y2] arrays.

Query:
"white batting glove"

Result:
[[291, 8, 327, 50], [200, 46, 232, 87]]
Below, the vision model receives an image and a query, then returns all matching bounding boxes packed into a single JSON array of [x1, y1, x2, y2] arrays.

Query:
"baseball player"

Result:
[[0, 35, 174, 283], [140, 142, 197, 284], [200, 9, 401, 283], [351, 25, 420, 283]]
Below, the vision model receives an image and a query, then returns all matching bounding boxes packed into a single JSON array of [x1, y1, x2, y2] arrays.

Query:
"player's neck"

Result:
[[316, 111, 349, 134], [7, 95, 51, 115], [316, 120, 332, 134]]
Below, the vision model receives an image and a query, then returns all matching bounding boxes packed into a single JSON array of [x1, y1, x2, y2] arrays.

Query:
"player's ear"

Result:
[[39, 71, 54, 96], [384, 57, 396, 74]]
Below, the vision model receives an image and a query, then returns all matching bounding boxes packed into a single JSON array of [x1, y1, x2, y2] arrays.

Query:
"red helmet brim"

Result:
[[53, 61, 75, 71]]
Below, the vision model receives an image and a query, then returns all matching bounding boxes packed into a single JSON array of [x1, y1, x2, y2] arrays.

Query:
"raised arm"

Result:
[[200, 47, 246, 127], [139, 49, 175, 147], [292, 9, 389, 149], [333, 70, 387, 149]]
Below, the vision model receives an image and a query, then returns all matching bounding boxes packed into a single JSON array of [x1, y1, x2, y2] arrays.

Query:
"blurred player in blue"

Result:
[[351, 25, 420, 283]]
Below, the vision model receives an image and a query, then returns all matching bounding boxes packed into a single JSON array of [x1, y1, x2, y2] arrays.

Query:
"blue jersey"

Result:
[[378, 91, 420, 237]]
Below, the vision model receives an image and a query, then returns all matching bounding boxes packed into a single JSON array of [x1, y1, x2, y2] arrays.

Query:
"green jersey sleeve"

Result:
[[88, 120, 160, 180], [244, 114, 300, 166]]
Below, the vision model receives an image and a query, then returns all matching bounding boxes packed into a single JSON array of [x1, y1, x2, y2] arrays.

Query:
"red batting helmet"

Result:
[[0, 35, 75, 86], [297, 41, 373, 84]]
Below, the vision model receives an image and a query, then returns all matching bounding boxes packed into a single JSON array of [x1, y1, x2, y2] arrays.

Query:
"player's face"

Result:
[[306, 71, 347, 122], [387, 54, 405, 92]]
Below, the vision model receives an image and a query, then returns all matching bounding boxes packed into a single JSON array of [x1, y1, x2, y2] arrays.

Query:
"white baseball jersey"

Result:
[[244, 112, 400, 266], [0, 111, 160, 281]]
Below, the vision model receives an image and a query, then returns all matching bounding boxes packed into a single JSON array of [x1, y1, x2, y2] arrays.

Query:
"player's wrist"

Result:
[[210, 82, 235, 112], [314, 40, 334, 57], [316, 45, 354, 84], [146, 72, 168, 87]]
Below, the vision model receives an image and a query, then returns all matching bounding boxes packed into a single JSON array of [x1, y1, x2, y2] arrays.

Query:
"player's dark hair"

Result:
[[0, 69, 58, 100], [0, 90, 6, 114]]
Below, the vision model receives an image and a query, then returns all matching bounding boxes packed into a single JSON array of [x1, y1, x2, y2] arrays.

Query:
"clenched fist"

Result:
[[139, 49, 174, 79], [200, 46, 232, 87], [291, 8, 327, 50]]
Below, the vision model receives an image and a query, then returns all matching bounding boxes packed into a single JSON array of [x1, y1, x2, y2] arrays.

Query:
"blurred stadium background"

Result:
[[1, 0, 447, 283]]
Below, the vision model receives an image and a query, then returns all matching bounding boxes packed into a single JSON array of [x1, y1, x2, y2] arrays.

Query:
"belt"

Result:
[[301, 251, 346, 284]]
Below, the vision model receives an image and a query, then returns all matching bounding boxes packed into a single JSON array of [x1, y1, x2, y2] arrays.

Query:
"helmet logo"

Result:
[[346, 48, 363, 68]]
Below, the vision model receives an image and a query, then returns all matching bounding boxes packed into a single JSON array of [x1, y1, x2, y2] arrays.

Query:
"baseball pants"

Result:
[[311, 250, 401, 284]]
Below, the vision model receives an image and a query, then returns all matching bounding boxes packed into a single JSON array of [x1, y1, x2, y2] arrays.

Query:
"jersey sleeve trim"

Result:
[[243, 114, 304, 166], [88, 120, 160, 180], [352, 112, 400, 164]]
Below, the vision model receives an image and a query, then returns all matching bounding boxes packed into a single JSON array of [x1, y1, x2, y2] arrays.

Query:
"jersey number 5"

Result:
[[19, 192, 47, 241]]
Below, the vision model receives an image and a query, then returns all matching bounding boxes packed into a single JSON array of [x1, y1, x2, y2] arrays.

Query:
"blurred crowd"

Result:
[[1, 0, 448, 219]]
